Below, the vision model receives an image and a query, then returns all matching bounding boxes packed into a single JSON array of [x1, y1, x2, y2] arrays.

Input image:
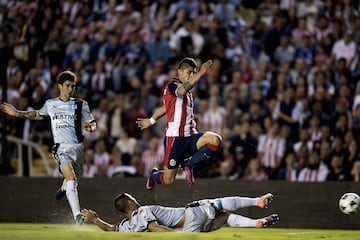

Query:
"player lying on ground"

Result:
[[136, 58, 223, 189], [0, 71, 96, 224], [81, 192, 279, 232]]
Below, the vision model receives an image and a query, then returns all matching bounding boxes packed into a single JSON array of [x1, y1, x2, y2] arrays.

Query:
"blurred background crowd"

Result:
[[1, 0, 360, 182]]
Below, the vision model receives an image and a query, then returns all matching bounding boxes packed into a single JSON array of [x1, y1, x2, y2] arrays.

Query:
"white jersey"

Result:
[[116, 205, 185, 232], [39, 97, 94, 144]]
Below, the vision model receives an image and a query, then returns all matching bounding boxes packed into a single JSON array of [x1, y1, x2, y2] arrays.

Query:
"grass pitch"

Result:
[[0, 224, 359, 240]]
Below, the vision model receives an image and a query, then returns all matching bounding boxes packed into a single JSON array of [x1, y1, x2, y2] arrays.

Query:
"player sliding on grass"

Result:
[[136, 58, 223, 189], [81, 192, 278, 232], [0, 71, 96, 224]]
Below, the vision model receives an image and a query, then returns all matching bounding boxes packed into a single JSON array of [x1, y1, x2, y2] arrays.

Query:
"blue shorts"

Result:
[[163, 133, 204, 169]]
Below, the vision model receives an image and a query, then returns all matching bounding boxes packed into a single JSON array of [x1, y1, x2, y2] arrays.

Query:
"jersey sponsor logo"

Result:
[[169, 159, 176, 167], [56, 123, 72, 129], [52, 113, 77, 120]]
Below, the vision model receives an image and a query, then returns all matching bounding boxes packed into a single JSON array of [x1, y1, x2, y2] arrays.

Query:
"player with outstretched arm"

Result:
[[0, 70, 96, 224], [136, 58, 223, 189], [81, 192, 278, 232]]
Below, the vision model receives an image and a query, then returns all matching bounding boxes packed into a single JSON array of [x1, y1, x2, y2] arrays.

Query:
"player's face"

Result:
[[178, 67, 196, 82], [59, 80, 76, 100]]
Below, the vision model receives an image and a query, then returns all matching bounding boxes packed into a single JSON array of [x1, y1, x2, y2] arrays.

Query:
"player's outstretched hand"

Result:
[[0, 102, 17, 117], [136, 118, 152, 130], [199, 60, 213, 74], [81, 209, 97, 224]]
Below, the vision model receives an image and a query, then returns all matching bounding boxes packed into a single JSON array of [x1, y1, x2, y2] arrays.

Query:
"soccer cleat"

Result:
[[257, 193, 274, 209], [184, 162, 195, 186], [55, 179, 67, 200], [145, 168, 158, 190], [55, 188, 66, 200], [75, 214, 85, 225], [256, 214, 279, 228]]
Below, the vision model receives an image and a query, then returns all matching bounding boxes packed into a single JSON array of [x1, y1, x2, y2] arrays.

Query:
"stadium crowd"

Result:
[[1, 0, 360, 182]]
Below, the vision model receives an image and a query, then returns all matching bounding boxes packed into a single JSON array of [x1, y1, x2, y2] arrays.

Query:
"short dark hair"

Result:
[[178, 57, 198, 72], [57, 70, 77, 84], [114, 193, 138, 213]]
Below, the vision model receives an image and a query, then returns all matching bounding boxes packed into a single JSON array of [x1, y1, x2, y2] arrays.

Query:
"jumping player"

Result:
[[0, 70, 96, 224], [81, 192, 278, 232], [136, 58, 223, 189]]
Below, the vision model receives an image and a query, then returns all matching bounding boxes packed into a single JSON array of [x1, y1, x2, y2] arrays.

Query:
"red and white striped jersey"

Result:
[[163, 78, 198, 137], [297, 163, 329, 182], [257, 134, 285, 168]]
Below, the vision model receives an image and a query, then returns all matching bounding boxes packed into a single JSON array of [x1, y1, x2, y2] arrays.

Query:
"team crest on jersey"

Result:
[[169, 159, 176, 167]]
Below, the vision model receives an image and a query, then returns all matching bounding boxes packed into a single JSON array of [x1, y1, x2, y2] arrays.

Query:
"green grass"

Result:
[[0, 224, 360, 240]]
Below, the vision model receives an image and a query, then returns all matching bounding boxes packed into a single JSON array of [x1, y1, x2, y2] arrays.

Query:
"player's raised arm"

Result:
[[176, 59, 213, 97], [81, 209, 116, 231], [136, 105, 166, 130], [0, 102, 43, 120]]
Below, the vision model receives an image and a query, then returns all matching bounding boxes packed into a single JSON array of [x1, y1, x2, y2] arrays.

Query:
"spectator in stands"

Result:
[[229, 120, 258, 179], [277, 151, 300, 181], [294, 128, 313, 154], [326, 154, 350, 181], [6, 56, 23, 88], [257, 118, 286, 179], [243, 158, 268, 181], [331, 30, 356, 69], [109, 94, 126, 142], [89, 60, 107, 106], [218, 159, 236, 180], [273, 86, 302, 142], [83, 149, 97, 178], [295, 35, 315, 66], [93, 138, 110, 177], [274, 34, 295, 65], [115, 128, 137, 155], [19, 68, 45, 109], [110, 153, 138, 178], [298, 151, 329, 182], [63, 32, 90, 68], [141, 136, 164, 178], [146, 29, 171, 65], [203, 95, 226, 135]]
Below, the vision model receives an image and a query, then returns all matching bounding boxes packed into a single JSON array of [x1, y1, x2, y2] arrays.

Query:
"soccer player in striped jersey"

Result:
[[0, 70, 96, 224], [137, 58, 223, 189], [81, 192, 278, 232]]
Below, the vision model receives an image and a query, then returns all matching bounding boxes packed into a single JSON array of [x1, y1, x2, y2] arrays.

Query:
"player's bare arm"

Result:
[[0, 102, 44, 120], [136, 105, 166, 130], [176, 60, 213, 97], [148, 221, 177, 232], [81, 209, 116, 231]]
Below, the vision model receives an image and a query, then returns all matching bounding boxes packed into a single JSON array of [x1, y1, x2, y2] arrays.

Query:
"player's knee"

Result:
[[209, 133, 223, 147], [216, 134, 223, 146], [202, 132, 222, 145]]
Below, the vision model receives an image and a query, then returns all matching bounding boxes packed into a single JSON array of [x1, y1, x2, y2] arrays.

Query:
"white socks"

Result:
[[220, 197, 260, 211], [65, 180, 81, 219], [227, 213, 258, 227]]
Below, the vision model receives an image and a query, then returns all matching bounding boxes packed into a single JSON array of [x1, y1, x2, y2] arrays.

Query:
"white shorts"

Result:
[[183, 202, 218, 232], [52, 143, 84, 178]]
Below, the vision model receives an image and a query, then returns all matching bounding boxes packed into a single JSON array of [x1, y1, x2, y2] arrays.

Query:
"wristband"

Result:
[[149, 117, 157, 125]]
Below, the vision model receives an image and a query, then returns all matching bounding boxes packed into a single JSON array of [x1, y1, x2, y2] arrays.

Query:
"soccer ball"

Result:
[[339, 193, 360, 215]]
